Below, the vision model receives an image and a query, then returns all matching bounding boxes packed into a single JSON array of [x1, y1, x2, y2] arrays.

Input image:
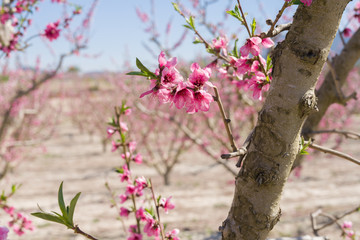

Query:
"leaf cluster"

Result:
[[31, 182, 81, 229]]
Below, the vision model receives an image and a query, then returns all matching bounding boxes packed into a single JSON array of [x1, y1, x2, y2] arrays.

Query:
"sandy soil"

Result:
[[3, 117, 360, 240]]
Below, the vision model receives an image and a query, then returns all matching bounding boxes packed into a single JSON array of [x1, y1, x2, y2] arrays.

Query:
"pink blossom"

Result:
[[233, 57, 252, 76], [300, 0, 312, 6], [165, 229, 180, 240], [133, 153, 143, 164], [128, 225, 142, 240], [158, 51, 177, 69], [128, 141, 137, 153], [107, 127, 116, 138], [188, 63, 211, 89], [124, 108, 132, 115], [248, 72, 271, 101], [121, 152, 131, 160], [119, 194, 128, 203], [120, 207, 130, 218], [212, 36, 228, 55], [217, 67, 228, 80], [128, 233, 142, 240], [4, 207, 15, 217], [136, 7, 149, 23], [343, 28, 352, 37], [144, 217, 160, 237], [0, 226, 9, 240], [111, 140, 121, 152], [173, 82, 194, 110], [187, 90, 214, 113], [140, 81, 173, 104], [120, 122, 128, 132], [261, 37, 274, 48], [159, 196, 175, 214], [342, 221, 353, 229], [135, 176, 148, 190], [240, 37, 262, 56], [135, 207, 147, 221], [13, 226, 24, 236], [0, 13, 11, 25], [161, 67, 183, 87], [43, 20, 61, 41], [126, 184, 136, 195], [119, 165, 131, 183]]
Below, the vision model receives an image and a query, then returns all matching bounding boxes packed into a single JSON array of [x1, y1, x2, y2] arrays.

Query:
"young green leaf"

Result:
[[172, 2, 181, 14], [126, 71, 148, 77], [31, 212, 65, 225], [68, 192, 81, 226], [293, 0, 304, 5], [232, 39, 239, 58], [251, 18, 256, 36], [58, 182, 68, 219], [135, 58, 157, 79]]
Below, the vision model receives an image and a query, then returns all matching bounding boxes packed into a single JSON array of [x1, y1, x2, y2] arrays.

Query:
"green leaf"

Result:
[[226, 10, 243, 22], [299, 137, 310, 155], [292, 0, 304, 5], [58, 182, 68, 219], [31, 212, 65, 225], [172, 2, 181, 14], [187, 16, 195, 29], [192, 38, 203, 44], [135, 58, 157, 79], [183, 24, 193, 30], [68, 192, 81, 226], [251, 18, 256, 36], [266, 55, 273, 72], [232, 39, 239, 58], [126, 71, 148, 77]]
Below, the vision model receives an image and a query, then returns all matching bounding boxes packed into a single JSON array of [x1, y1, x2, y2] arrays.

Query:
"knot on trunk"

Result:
[[299, 92, 318, 118]]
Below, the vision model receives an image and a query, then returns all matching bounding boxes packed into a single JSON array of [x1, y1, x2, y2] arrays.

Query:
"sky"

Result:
[[7, 0, 358, 73]]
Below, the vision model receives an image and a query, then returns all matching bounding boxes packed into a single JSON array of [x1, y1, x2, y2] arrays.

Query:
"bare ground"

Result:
[[3, 118, 360, 240]]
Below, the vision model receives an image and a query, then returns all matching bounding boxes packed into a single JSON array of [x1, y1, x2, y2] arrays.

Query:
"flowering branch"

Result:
[[310, 205, 360, 236], [149, 179, 166, 240]]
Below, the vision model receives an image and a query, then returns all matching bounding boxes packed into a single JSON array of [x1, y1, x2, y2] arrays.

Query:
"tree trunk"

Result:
[[220, 1, 350, 239]]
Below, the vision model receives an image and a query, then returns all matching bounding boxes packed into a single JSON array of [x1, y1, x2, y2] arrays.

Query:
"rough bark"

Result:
[[220, 1, 351, 239], [302, 27, 360, 136]]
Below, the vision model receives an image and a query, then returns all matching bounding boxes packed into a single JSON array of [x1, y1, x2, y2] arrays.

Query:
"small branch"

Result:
[[236, 0, 252, 37], [311, 205, 360, 235], [265, 22, 291, 38], [308, 142, 360, 166], [149, 179, 166, 240], [73, 225, 98, 240], [213, 86, 238, 152], [135, 102, 237, 176], [266, 2, 291, 37], [308, 129, 360, 140]]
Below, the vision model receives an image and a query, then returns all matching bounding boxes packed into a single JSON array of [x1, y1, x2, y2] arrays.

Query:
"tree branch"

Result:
[[308, 142, 360, 166]]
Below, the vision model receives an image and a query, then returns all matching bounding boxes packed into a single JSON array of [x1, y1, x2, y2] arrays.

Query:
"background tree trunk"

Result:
[[220, 1, 351, 239]]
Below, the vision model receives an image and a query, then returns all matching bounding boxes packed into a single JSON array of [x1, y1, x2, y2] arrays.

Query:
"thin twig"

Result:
[[213, 86, 238, 152], [73, 225, 98, 240], [135, 102, 237, 176], [311, 205, 360, 235], [308, 142, 360, 166], [309, 129, 360, 140], [236, 0, 252, 37], [149, 179, 166, 240], [266, 2, 291, 37]]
